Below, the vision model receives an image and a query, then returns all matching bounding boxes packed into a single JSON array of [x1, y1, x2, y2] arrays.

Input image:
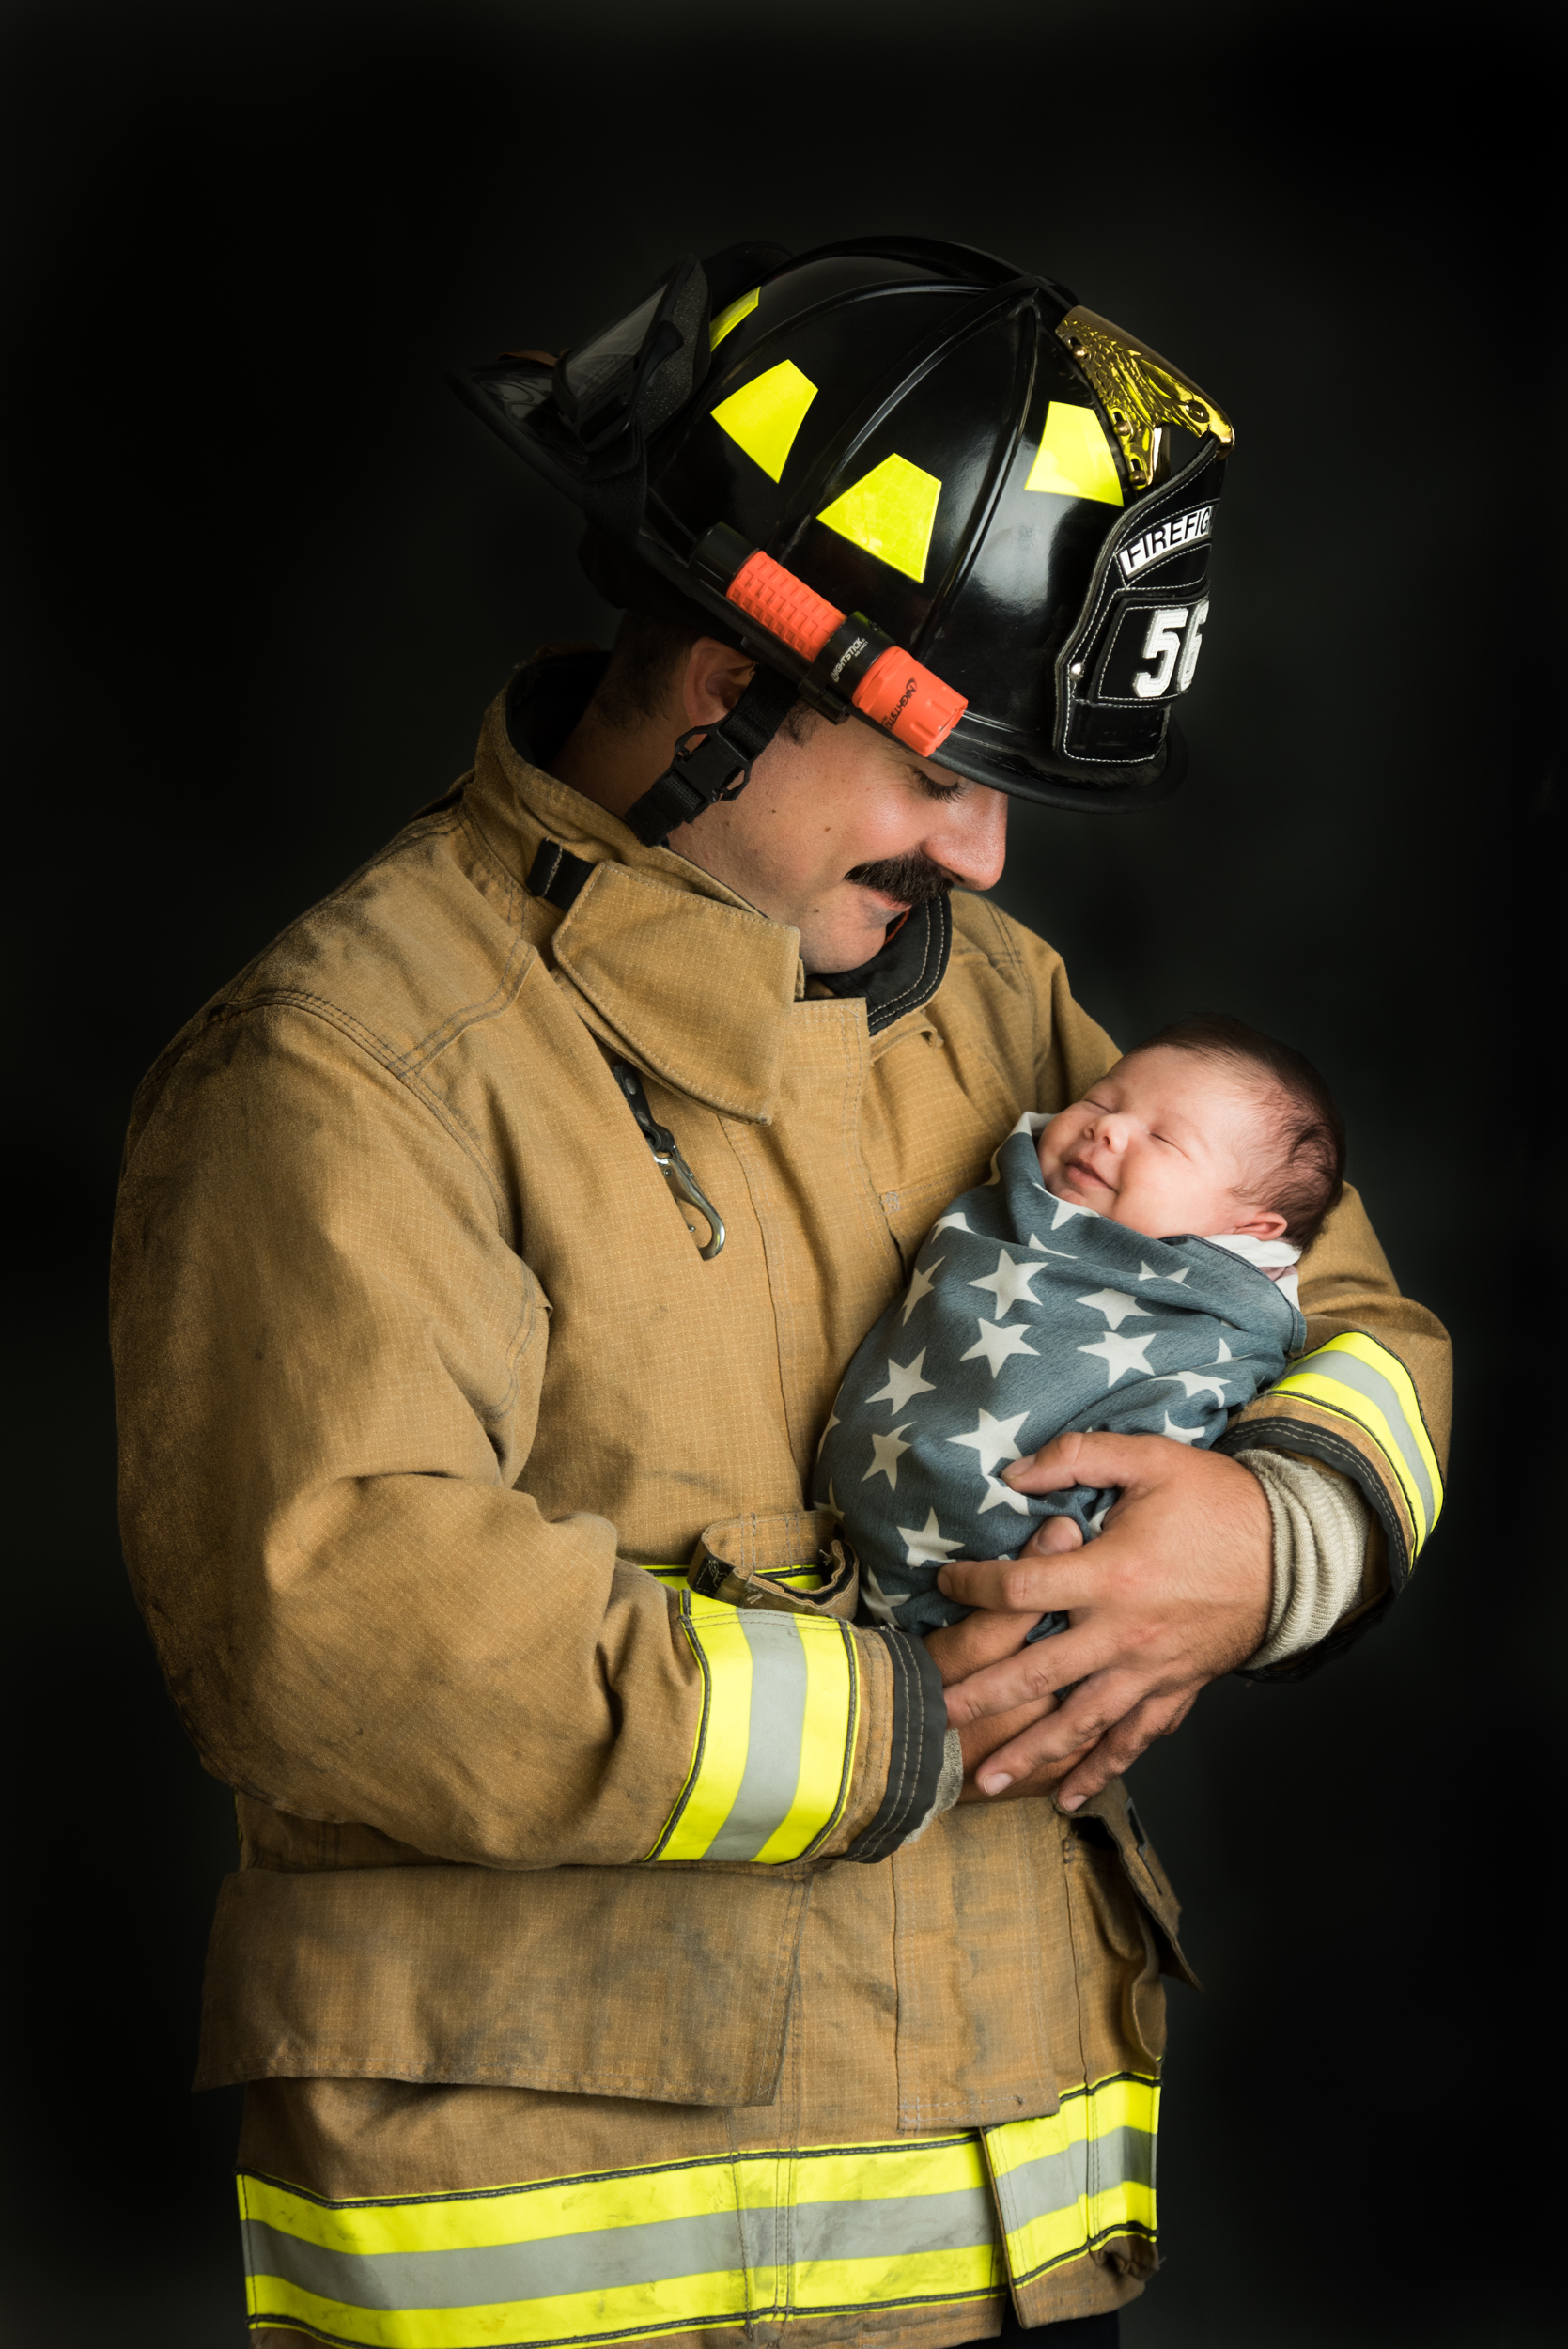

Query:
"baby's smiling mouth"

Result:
[[1063, 1156, 1115, 1195]]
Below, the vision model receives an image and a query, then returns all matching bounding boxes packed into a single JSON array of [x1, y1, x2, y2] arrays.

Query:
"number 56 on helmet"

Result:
[[452, 234, 1233, 817]]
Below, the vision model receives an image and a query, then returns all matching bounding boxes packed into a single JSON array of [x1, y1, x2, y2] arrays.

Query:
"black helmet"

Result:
[[452, 235, 1232, 835]]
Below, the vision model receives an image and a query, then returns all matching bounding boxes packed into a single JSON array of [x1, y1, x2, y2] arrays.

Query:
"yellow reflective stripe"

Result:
[[241, 2160, 727, 2256], [640, 1564, 690, 1589], [244, 2267, 746, 2348], [661, 1599, 753, 1859], [241, 2138, 991, 2262], [709, 285, 759, 349], [649, 1599, 858, 1864], [239, 2099, 1157, 2336], [1272, 1330, 1443, 1550], [985, 2074, 1159, 2286], [784, 2244, 999, 2310], [240, 2133, 1003, 2343]]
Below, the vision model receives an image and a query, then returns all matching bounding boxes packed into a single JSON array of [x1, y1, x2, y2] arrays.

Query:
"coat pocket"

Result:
[[195, 1860, 813, 2106], [1075, 1779, 1200, 1990], [689, 1506, 859, 1619]]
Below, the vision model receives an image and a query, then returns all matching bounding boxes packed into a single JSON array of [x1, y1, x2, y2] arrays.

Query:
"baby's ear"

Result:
[[1229, 1206, 1289, 1242]]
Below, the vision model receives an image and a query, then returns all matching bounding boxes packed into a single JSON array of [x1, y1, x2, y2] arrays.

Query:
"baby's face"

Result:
[[1036, 1047, 1288, 1241]]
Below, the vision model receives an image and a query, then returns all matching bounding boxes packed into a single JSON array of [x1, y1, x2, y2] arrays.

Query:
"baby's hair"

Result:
[[1127, 1014, 1345, 1248]]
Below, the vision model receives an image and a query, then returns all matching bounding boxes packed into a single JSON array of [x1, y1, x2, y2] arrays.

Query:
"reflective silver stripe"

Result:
[[1296, 1345, 1436, 1530], [243, 2182, 998, 2310], [706, 1610, 810, 1860], [244, 2208, 743, 2307], [998, 2121, 1155, 2232], [791, 2181, 996, 2262], [654, 1601, 856, 1865]]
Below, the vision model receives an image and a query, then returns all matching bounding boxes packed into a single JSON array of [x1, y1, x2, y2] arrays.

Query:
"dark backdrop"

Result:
[[4, 3, 1560, 2342]]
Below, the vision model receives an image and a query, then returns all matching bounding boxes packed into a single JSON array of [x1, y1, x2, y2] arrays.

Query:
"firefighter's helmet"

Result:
[[452, 236, 1232, 826]]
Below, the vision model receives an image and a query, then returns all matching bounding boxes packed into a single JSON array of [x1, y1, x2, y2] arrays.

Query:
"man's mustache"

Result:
[[846, 850, 956, 907]]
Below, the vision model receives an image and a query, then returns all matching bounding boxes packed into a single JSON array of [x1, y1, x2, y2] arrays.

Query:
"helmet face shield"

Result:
[[452, 235, 1233, 813]]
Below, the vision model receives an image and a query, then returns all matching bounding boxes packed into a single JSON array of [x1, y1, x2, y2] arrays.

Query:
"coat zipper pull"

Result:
[[610, 1059, 725, 1261]]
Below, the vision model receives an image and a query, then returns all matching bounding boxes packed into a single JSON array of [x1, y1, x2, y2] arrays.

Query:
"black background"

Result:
[[4, 2, 1561, 2341]]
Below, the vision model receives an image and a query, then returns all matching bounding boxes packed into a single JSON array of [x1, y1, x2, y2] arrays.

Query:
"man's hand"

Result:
[[936, 1431, 1272, 1810]]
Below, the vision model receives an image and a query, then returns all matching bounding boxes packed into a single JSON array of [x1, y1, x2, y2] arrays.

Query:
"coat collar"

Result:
[[461, 655, 952, 1122]]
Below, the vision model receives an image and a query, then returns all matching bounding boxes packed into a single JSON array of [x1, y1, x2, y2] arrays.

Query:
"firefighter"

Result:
[[111, 237, 1450, 2344]]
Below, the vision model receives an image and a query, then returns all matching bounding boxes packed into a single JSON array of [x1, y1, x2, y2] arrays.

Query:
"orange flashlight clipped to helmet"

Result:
[[689, 526, 967, 761]]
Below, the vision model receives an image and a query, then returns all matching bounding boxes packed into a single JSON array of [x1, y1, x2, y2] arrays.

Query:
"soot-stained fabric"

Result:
[[815, 1114, 1306, 1636]]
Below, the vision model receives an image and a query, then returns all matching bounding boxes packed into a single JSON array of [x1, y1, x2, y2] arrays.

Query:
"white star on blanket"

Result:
[[969, 1249, 1043, 1319], [1078, 1327, 1159, 1386], [961, 1320, 1039, 1377], [859, 1564, 909, 1625], [863, 1425, 912, 1488], [978, 1470, 1033, 1517], [1160, 1366, 1231, 1406], [1075, 1287, 1154, 1329], [1159, 1413, 1206, 1444], [949, 1406, 1030, 1477], [897, 1509, 965, 1567], [867, 1351, 938, 1412], [900, 1258, 943, 1324], [1048, 1195, 1091, 1228]]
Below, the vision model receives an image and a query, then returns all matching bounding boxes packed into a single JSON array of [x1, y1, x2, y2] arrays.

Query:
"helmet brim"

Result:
[[923, 712, 1188, 813]]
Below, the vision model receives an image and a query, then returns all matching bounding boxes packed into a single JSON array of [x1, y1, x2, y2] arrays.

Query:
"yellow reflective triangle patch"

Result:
[[709, 286, 759, 350], [1024, 401, 1124, 506], [817, 453, 942, 583], [712, 359, 818, 482]]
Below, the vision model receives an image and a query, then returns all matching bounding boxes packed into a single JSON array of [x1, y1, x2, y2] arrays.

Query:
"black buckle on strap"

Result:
[[623, 662, 798, 848]]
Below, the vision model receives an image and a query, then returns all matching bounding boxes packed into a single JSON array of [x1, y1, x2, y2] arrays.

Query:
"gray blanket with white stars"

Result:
[[814, 1113, 1306, 1637]]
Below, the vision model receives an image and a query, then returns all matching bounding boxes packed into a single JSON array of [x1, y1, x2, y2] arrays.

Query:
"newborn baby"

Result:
[[815, 1014, 1343, 1637]]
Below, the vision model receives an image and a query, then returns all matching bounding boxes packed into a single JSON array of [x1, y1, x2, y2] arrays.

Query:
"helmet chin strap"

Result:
[[622, 662, 800, 849]]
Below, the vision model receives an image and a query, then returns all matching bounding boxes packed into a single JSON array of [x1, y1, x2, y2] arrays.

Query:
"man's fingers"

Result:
[[970, 1683, 1199, 1800], [939, 1551, 1091, 1625], [953, 1690, 1061, 1800], [1051, 1689, 1199, 1809], [924, 1595, 1047, 1688], [1001, 1428, 1179, 1497], [968, 1667, 1152, 1789], [939, 1616, 1123, 1726], [1018, 1514, 1084, 1559], [935, 1436, 1273, 1802]]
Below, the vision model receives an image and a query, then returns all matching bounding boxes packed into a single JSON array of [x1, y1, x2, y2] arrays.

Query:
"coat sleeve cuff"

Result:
[[839, 1629, 953, 1863], [1223, 1330, 1444, 1594], [1236, 1451, 1374, 1670]]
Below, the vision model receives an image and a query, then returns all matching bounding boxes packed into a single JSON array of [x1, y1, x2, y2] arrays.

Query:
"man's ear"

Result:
[[1228, 1206, 1290, 1242], [681, 637, 755, 728]]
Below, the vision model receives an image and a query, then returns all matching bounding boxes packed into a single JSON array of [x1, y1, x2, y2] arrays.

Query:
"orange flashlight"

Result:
[[690, 527, 967, 761]]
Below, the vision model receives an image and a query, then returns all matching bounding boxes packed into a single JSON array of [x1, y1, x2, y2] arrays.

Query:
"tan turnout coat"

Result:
[[111, 670, 1452, 2343]]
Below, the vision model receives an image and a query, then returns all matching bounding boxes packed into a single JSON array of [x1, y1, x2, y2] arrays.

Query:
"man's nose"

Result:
[[921, 785, 1008, 892]]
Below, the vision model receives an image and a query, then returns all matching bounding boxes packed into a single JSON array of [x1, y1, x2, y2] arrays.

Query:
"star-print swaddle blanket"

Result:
[[814, 1113, 1307, 1637]]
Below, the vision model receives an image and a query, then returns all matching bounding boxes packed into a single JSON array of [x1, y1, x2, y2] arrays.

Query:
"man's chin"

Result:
[[800, 909, 902, 977]]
